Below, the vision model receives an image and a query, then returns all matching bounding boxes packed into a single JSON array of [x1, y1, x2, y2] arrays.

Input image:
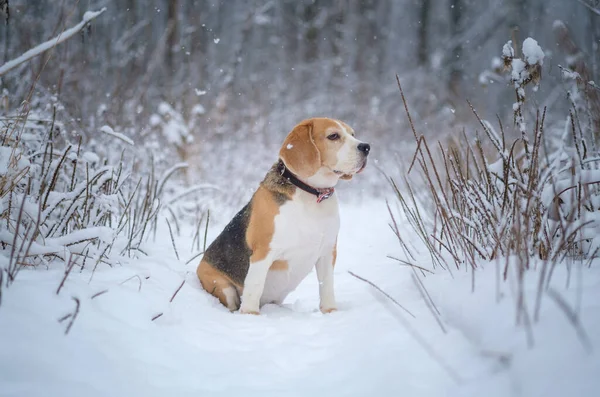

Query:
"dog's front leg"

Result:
[[316, 249, 337, 313], [239, 255, 272, 314]]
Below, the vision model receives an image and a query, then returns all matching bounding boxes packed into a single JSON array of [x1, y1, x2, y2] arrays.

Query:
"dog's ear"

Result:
[[279, 120, 321, 178]]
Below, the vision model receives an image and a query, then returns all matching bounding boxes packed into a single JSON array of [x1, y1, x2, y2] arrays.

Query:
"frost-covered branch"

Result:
[[100, 125, 134, 146], [0, 8, 107, 76], [577, 0, 600, 16], [166, 184, 221, 206]]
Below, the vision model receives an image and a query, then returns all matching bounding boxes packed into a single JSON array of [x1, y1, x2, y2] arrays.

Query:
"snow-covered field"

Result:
[[1, 200, 599, 397]]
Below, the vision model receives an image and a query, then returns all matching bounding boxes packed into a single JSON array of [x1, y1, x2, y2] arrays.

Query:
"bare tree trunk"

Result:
[[126, 0, 136, 27], [299, 0, 321, 98], [448, 0, 463, 98], [508, 0, 529, 36], [329, 0, 345, 89], [343, 0, 360, 79], [417, 0, 431, 67], [303, 0, 320, 63], [2, 16, 8, 64], [589, 4, 600, 82], [282, 0, 299, 68], [372, 1, 388, 83], [166, 0, 178, 72]]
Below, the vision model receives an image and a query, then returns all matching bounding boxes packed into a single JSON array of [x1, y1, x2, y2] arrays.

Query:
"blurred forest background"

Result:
[[3, 3, 600, 387], [0, 0, 598, 197]]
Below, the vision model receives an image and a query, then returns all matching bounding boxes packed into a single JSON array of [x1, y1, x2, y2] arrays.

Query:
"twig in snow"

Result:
[[151, 313, 163, 321], [191, 212, 205, 253], [60, 297, 80, 335], [7, 183, 27, 284], [203, 210, 210, 252], [184, 251, 204, 266], [386, 200, 416, 262], [411, 273, 446, 334], [167, 207, 180, 236], [119, 275, 143, 292], [387, 256, 434, 274], [70, 135, 82, 191], [42, 145, 72, 210], [170, 279, 186, 303], [56, 252, 76, 295], [347, 270, 415, 318], [166, 217, 180, 260], [90, 289, 109, 299], [80, 247, 90, 273], [58, 313, 72, 323], [88, 244, 111, 283]]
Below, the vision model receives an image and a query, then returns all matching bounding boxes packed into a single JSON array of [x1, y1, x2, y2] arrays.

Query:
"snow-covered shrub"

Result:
[[143, 101, 221, 227], [391, 37, 599, 328], [147, 102, 195, 167], [0, 98, 184, 301]]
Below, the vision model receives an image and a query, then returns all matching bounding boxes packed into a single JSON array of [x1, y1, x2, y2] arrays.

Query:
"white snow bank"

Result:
[[1, 201, 599, 396], [0, 226, 114, 256]]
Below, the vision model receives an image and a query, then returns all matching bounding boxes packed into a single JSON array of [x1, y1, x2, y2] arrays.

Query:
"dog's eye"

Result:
[[327, 133, 340, 141]]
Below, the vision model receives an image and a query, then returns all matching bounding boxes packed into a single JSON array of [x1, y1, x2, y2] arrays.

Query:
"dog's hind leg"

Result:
[[197, 259, 241, 311]]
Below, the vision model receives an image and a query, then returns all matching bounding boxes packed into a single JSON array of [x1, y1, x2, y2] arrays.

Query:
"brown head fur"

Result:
[[279, 120, 321, 179], [279, 118, 358, 180]]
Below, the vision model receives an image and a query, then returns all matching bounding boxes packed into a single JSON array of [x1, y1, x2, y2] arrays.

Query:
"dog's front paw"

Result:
[[320, 306, 337, 314], [239, 307, 260, 315]]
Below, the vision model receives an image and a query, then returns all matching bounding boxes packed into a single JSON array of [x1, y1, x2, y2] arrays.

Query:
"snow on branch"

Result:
[[0, 8, 107, 76], [0, 226, 114, 256], [100, 125, 134, 146], [166, 184, 221, 206], [577, 0, 600, 16]]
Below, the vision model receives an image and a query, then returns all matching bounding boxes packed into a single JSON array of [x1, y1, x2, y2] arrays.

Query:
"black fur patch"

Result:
[[262, 161, 296, 203], [270, 190, 289, 205], [203, 202, 252, 286]]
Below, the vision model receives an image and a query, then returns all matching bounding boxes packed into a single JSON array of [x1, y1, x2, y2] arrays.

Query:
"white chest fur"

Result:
[[260, 191, 340, 305]]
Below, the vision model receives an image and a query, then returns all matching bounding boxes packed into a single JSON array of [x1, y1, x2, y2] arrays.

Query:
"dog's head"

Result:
[[279, 118, 370, 188]]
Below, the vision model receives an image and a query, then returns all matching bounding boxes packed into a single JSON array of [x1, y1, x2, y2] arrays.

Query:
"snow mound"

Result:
[[1, 202, 599, 396]]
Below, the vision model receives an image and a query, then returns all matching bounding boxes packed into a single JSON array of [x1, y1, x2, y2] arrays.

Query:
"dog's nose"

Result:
[[358, 143, 371, 155]]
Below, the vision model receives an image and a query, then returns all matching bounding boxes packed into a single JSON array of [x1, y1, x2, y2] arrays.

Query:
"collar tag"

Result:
[[316, 188, 334, 203]]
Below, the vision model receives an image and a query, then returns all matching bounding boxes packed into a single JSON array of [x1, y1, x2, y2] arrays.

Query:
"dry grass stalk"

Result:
[[390, 38, 599, 345], [347, 270, 415, 318], [169, 278, 186, 303]]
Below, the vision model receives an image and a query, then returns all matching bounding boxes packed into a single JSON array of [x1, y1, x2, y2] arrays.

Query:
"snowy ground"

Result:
[[1, 200, 600, 397]]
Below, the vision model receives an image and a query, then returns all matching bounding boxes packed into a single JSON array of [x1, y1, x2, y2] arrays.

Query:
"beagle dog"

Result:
[[196, 117, 370, 314]]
